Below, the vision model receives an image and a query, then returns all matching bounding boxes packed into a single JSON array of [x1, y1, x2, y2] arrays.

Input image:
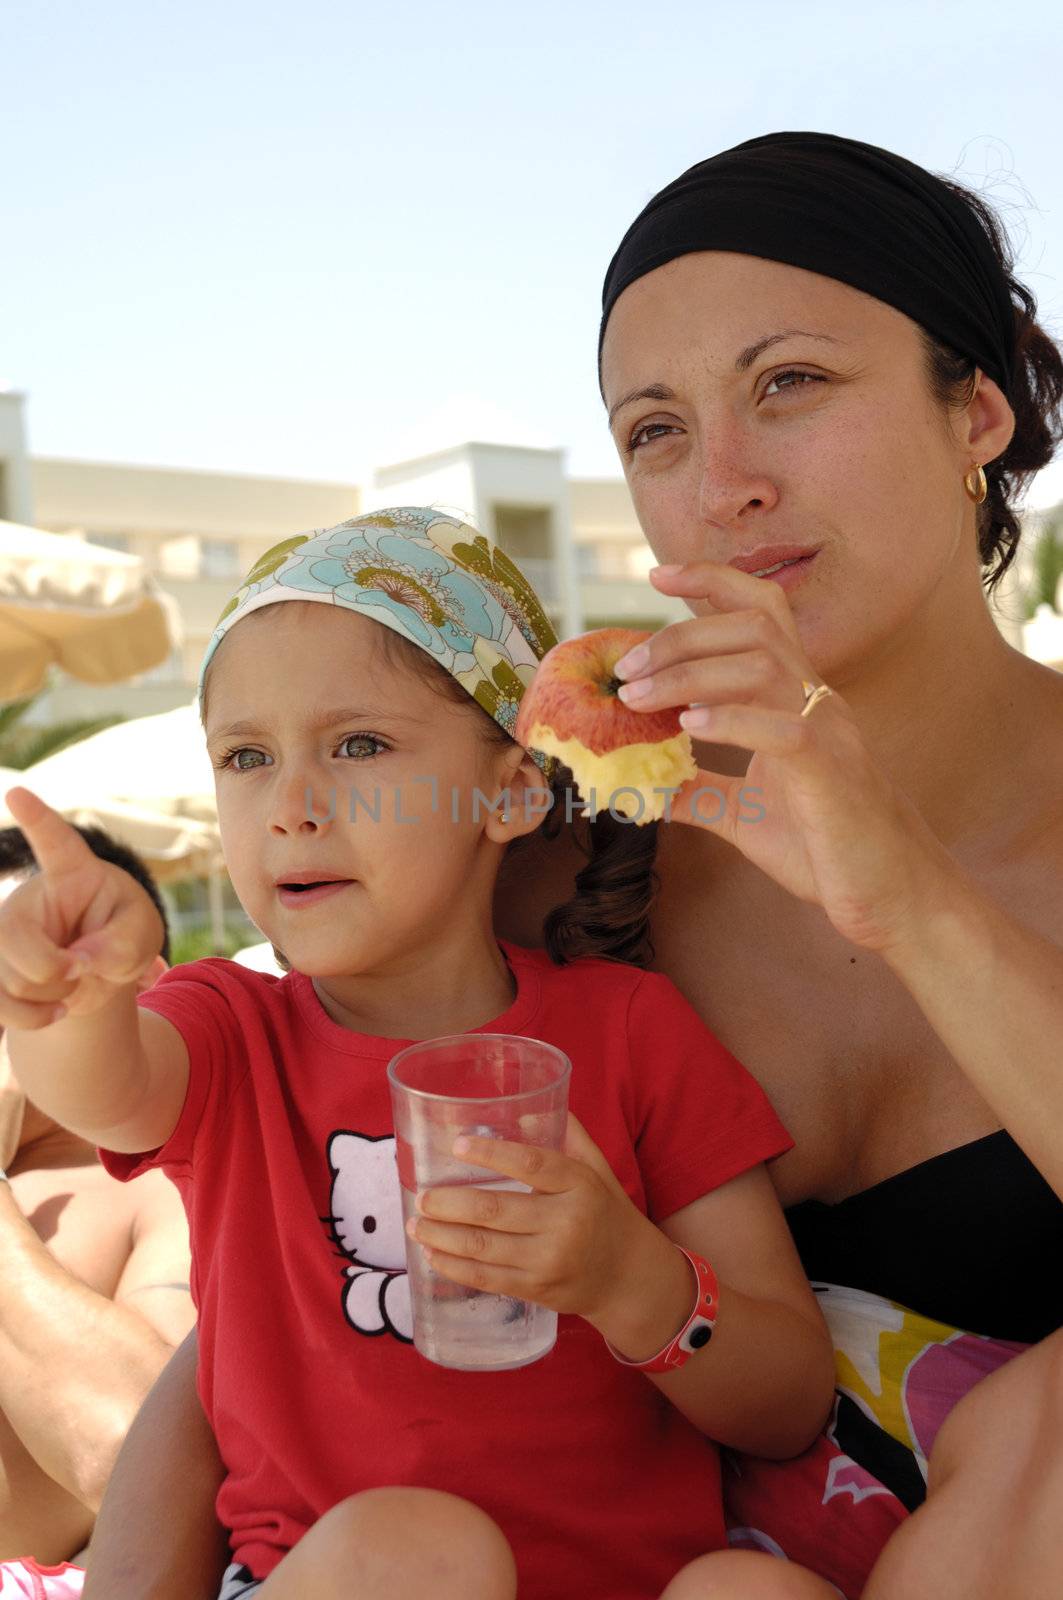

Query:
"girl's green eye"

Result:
[[340, 734, 388, 759], [230, 747, 267, 771]]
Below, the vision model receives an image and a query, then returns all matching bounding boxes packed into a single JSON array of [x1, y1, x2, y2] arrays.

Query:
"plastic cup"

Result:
[[388, 1032, 571, 1371]]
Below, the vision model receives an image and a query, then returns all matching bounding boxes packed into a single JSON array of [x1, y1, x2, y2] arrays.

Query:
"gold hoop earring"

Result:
[[964, 465, 988, 505]]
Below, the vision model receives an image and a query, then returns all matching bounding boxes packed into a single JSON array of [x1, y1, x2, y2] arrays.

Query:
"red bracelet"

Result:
[[606, 1246, 719, 1374]]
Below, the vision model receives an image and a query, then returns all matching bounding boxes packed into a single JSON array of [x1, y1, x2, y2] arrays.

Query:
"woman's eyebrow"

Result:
[[607, 331, 843, 426], [735, 329, 842, 371], [607, 382, 675, 427]]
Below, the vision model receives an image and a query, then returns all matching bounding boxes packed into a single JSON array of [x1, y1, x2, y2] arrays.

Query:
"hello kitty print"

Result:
[[325, 1130, 413, 1343]]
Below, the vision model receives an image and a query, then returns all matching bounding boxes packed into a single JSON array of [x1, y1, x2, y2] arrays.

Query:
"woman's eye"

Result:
[[338, 733, 389, 759], [762, 369, 824, 398], [627, 420, 681, 454]]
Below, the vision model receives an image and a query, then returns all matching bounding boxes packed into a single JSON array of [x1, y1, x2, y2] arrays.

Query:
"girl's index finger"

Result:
[[452, 1135, 574, 1194], [3, 788, 96, 878]]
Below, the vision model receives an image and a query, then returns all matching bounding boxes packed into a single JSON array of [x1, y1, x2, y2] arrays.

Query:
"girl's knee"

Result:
[[313, 1487, 516, 1598], [661, 1550, 840, 1599]]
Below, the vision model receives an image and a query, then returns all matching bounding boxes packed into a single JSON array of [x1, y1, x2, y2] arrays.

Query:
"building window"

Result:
[[492, 505, 553, 560], [575, 541, 659, 582], [200, 539, 240, 579]]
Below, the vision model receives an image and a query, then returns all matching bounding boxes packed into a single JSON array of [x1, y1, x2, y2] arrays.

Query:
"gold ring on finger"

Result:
[[800, 679, 834, 718]]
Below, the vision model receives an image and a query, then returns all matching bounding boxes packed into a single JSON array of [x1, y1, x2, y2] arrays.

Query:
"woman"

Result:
[[83, 132, 1063, 1599]]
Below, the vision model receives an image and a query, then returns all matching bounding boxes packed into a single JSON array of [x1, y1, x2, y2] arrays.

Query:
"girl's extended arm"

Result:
[[0, 788, 189, 1153], [6, 998, 189, 1154], [82, 1329, 230, 1600]]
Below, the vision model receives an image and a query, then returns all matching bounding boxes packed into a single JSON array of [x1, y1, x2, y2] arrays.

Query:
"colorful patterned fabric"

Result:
[[197, 508, 558, 773], [722, 1283, 1028, 1599]]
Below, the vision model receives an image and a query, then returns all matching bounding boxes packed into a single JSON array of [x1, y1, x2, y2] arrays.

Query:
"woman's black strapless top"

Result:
[[785, 1131, 1063, 1343]]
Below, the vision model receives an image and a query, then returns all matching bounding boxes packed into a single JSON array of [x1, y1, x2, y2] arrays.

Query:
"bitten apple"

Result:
[[515, 628, 696, 823]]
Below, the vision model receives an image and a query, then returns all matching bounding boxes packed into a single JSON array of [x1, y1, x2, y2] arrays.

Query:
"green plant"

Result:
[[1031, 511, 1063, 615], [168, 923, 255, 966], [0, 691, 125, 770]]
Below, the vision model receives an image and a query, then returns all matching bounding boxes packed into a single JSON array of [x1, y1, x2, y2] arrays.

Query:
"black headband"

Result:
[[599, 131, 1015, 400]]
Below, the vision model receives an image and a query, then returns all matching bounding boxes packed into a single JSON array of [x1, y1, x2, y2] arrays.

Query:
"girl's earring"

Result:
[[963, 464, 988, 505], [498, 809, 510, 825]]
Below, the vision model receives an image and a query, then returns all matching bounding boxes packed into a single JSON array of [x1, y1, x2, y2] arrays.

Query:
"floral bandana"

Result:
[[197, 507, 559, 773]]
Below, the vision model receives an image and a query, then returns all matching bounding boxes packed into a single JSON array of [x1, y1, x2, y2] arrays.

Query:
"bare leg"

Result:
[[660, 1550, 840, 1598], [862, 1328, 1063, 1600], [255, 1487, 516, 1600], [82, 1331, 228, 1600]]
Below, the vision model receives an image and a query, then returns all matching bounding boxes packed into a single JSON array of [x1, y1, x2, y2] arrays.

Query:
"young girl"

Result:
[[1, 509, 833, 1600]]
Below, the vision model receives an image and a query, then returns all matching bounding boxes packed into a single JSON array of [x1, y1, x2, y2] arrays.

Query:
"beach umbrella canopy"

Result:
[[16, 701, 217, 824], [0, 522, 179, 702], [232, 940, 285, 975], [0, 700, 220, 884], [0, 767, 220, 884]]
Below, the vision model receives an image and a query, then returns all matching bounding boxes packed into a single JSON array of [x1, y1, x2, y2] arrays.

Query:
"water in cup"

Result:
[[388, 1034, 571, 1371], [400, 1176, 557, 1370]]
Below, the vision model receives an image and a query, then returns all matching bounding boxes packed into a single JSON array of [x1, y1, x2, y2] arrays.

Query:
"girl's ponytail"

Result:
[[540, 775, 659, 968]]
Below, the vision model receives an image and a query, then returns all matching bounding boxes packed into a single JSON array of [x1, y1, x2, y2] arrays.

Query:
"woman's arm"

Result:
[[610, 561, 1063, 1196], [82, 1329, 229, 1600]]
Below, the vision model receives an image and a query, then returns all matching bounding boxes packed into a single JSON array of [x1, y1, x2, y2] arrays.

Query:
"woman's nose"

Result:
[[696, 432, 779, 528]]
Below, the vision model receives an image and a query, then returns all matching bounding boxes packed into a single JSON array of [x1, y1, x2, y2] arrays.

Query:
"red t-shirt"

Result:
[[103, 941, 791, 1599]]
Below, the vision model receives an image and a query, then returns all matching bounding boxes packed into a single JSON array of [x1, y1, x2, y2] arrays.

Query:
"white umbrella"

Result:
[[232, 940, 285, 976], [17, 701, 216, 823], [5, 701, 223, 922], [0, 767, 221, 885], [0, 521, 179, 702]]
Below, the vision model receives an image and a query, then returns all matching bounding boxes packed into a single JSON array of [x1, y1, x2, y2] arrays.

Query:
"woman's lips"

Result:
[[276, 881, 353, 909], [757, 551, 818, 591]]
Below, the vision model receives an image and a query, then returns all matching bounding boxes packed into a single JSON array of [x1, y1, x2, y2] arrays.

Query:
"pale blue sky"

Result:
[[4, 0, 1063, 494]]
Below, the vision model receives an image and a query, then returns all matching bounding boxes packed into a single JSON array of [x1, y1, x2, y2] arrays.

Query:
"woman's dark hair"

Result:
[[378, 628, 660, 968], [922, 178, 1063, 594], [539, 785, 658, 969]]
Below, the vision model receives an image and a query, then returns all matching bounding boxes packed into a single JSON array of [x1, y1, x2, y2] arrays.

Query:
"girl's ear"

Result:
[[483, 750, 555, 844]]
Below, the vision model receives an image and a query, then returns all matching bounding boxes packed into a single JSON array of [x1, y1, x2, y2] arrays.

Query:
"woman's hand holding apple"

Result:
[[610, 561, 961, 957]]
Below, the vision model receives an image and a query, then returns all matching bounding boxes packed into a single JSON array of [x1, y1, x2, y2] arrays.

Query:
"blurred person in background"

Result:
[[0, 826, 193, 1580]]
